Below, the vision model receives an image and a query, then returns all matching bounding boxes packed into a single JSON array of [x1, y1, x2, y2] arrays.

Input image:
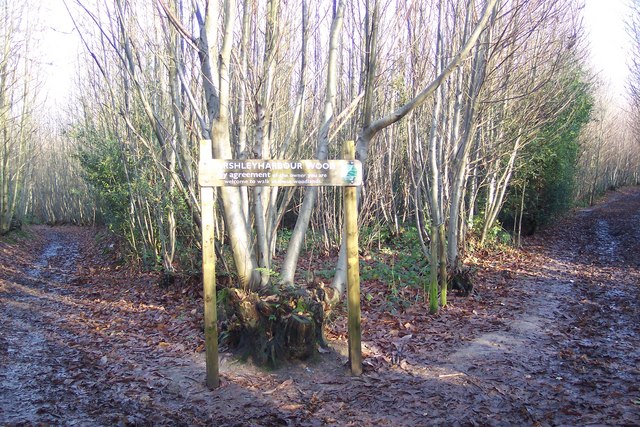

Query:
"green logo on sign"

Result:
[[344, 161, 357, 184]]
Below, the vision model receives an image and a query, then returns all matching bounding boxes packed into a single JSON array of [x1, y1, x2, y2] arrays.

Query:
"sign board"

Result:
[[199, 159, 362, 187], [198, 141, 363, 388]]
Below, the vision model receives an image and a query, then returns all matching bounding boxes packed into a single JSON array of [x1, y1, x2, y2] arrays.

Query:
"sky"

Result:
[[583, 0, 633, 101], [38, 0, 80, 109], [35, 0, 634, 109]]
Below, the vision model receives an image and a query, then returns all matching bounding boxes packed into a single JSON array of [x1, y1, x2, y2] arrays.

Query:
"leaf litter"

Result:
[[0, 188, 639, 425]]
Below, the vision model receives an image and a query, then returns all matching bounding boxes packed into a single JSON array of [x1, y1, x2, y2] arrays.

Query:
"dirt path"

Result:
[[1, 189, 639, 426], [430, 187, 640, 424]]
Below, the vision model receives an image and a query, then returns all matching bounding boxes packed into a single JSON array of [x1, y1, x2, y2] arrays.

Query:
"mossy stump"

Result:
[[219, 284, 338, 367], [450, 266, 474, 296]]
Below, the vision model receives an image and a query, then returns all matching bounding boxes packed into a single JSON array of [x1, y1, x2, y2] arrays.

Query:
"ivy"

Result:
[[507, 68, 594, 228]]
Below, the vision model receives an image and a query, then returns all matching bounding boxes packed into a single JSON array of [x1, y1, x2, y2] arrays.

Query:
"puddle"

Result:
[[595, 219, 619, 263], [27, 242, 62, 277], [27, 234, 80, 283], [0, 229, 91, 425], [605, 288, 627, 299], [0, 323, 59, 423]]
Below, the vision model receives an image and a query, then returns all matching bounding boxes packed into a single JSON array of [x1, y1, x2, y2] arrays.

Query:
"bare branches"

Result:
[[362, 0, 500, 144], [156, 0, 199, 49]]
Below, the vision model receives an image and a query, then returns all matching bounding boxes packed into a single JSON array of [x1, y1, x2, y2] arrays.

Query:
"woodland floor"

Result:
[[1, 188, 639, 426]]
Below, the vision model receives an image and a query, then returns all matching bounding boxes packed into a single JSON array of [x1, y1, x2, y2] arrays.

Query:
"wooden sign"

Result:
[[198, 141, 363, 389], [198, 159, 362, 187]]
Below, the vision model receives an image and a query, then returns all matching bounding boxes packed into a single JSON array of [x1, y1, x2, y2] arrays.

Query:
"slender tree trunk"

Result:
[[333, 0, 499, 292], [280, 0, 345, 285], [447, 15, 492, 270], [199, 0, 260, 289]]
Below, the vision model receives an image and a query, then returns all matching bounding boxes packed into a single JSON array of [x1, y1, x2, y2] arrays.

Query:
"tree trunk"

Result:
[[280, 0, 345, 285], [199, 0, 260, 289], [220, 284, 339, 367], [333, 0, 500, 292]]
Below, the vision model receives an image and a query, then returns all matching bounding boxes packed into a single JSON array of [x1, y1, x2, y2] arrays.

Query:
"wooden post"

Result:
[[344, 140, 362, 375], [200, 140, 219, 389], [198, 141, 362, 381]]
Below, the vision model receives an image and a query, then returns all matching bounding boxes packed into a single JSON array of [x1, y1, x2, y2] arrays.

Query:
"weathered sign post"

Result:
[[198, 140, 363, 388], [343, 141, 362, 375], [199, 139, 219, 389]]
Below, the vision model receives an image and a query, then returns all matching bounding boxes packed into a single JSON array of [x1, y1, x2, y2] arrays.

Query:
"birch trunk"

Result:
[[279, 0, 345, 285], [333, 0, 500, 292], [200, 0, 260, 289]]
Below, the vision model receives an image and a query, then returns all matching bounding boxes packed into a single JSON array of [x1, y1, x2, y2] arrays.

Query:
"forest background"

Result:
[[2, 0, 640, 313]]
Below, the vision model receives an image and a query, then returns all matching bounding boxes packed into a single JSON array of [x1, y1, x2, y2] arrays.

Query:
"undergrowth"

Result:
[[0, 228, 31, 244]]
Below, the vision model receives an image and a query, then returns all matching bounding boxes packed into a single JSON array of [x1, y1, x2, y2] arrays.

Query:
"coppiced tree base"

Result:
[[0, 217, 22, 235], [219, 284, 339, 367], [449, 267, 475, 296]]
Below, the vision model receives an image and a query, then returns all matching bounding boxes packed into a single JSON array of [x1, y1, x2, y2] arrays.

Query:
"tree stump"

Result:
[[450, 266, 475, 296], [219, 284, 338, 367]]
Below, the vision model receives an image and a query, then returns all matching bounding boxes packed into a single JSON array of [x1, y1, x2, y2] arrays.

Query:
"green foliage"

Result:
[[74, 128, 130, 233], [294, 298, 309, 315], [217, 288, 231, 309], [255, 267, 280, 280], [360, 223, 393, 251], [0, 228, 31, 244], [314, 269, 334, 280], [73, 124, 200, 273], [360, 226, 427, 289], [481, 219, 512, 247], [507, 69, 594, 228], [275, 228, 293, 253]]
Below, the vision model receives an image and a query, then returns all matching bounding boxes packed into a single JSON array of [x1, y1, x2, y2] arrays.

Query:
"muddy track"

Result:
[[1, 189, 639, 426], [0, 228, 216, 425], [435, 188, 640, 424], [0, 229, 96, 424]]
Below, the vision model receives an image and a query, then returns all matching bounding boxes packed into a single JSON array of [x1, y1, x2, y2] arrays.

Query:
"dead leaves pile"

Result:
[[2, 184, 640, 427]]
